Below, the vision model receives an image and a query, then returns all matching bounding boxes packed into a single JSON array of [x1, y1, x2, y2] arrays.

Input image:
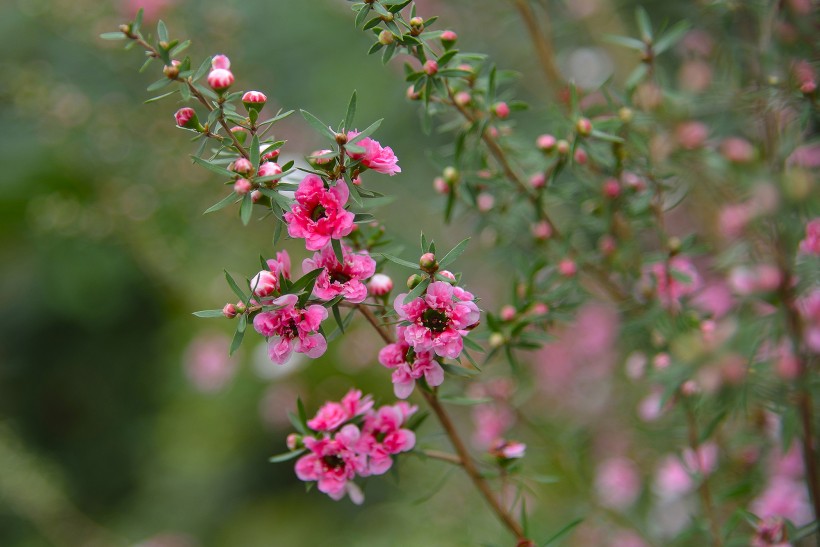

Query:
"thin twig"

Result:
[[684, 404, 723, 547], [512, 0, 563, 86]]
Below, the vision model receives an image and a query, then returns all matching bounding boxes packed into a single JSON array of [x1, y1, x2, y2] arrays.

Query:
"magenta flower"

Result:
[[295, 425, 368, 502], [249, 251, 291, 298], [359, 402, 417, 476], [284, 175, 355, 251], [346, 131, 401, 176], [307, 389, 374, 432], [302, 243, 376, 304], [640, 256, 702, 309], [394, 281, 480, 359], [798, 218, 820, 255], [252, 294, 328, 364], [378, 326, 443, 398]]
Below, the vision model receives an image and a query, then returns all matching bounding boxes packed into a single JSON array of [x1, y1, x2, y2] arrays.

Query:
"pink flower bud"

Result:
[[207, 68, 234, 92], [440, 30, 458, 44], [233, 178, 252, 195], [556, 139, 570, 156], [409, 16, 424, 28], [250, 270, 278, 297], [443, 166, 460, 185], [681, 380, 699, 396], [222, 303, 237, 318], [231, 157, 253, 175], [530, 172, 546, 189], [251, 190, 262, 203], [286, 433, 301, 451], [368, 273, 393, 296], [242, 90, 267, 111], [406, 85, 421, 101], [576, 117, 592, 136], [433, 176, 449, 194], [500, 305, 516, 322], [574, 147, 588, 165], [599, 234, 617, 256], [476, 192, 495, 212], [454, 91, 471, 107], [311, 149, 333, 166], [493, 101, 510, 119], [352, 176, 362, 186], [536, 134, 556, 152], [438, 270, 458, 284], [261, 146, 280, 162], [531, 220, 553, 240], [720, 137, 755, 164], [419, 252, 438, 271], [174, 107, 200, 130], [378, 30, 394, 45], [423, 60, 439, 76], [602, 178, 621, 198], [531, 302, 548, 315], [558, 258, 577, 277], [211, 54, 231, 70], [653, 353, 671, 370], [258, 162, 282, 178], [676, 121, 709, 150]]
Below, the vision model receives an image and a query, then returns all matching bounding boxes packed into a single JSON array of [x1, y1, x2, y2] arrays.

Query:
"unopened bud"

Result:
[[234, 178, 252, 195], [258, 162, 282, 180], [286, 433, 302, 451], [536, 134, 556, 152], [211, 54, 231, 70], [174, 107, 202, 131], [602, 178, 621, 198], [619, 107, 634, 123], [378, 30, 394, 45], [232, 157, 254, 175], [419, 252, 438, 272], [574, 147, 588, 165], [433, 176, 449, 194], [207, 68, 234, 92], [443, 166, 459, 185], [440, 30, 458, 47], [492, 101, 510, 119], [558, 258, 577, 277], [406, 85, 421, 101], [575, 117, 593, 136], [222, 303, 238, 318], [407, 274, 423, 289], [242, 90, 267, 113], [368, 273, 393, 296], [163, 62, 179, 79], [335, 132, 348, 145], [556, 139, 570, 156], [423, 60, 439, 76], [489, 332, 506, 348], [409, 16, 424, 28], [438, 270, 457, 284], [454, 91, 471, 107], [251, 190, 262, 203], [668, 236, 682, 254], [500, 305, 516, 322]]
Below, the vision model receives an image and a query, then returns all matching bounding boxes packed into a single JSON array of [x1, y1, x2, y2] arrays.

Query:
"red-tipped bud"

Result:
[[261, 146, 280, 162], [222, 303, 238, 318], [423, 60, 439, 76], [233, 178, 252, 195], [493, 101, 510, 119], [250, 190, 262, 203], [211, 54, 231, 70], [174, 107, 201, 130], [409, 16, 424, 28], [250, 270, 278, 297], [536, 134, 556, 152], [258, 162, 282, 178], [500, 305, 516, 322], [454, 91, 471, 107], [575, 117, 593, 136], [440, 30, 458, 46], [419, 252, 438, 272], [556, 139, 570, 156], [207, 68, 234, 92], [368, 273, 393, 296], [558, 258, 577, 277], [242, 90, 267, 112], [378, 30, 394, 45], [232, 157, 254, 175]]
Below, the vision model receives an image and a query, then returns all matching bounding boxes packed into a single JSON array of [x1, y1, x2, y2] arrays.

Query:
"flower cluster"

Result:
[[378, 325, 443, 398], [302, 243, 376, 304], [284, 175, 355, 251], [346, 131, 401, 176], [252, 294, 328, 364], [292, 390, 416, 503]]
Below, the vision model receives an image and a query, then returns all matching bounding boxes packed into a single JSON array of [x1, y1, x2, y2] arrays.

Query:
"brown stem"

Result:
[[684, 404, 723, 547], [512, 0, 563, 86], [421, 449, 463, 465], [355, 304, 527, 540]]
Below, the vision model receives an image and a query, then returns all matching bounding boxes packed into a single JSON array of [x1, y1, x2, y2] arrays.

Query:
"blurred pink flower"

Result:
[[595, 457, 641, 510], [182, 333, 238, 393]]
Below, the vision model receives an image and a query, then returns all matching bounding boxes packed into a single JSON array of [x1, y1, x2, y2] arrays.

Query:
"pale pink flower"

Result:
[[728, 265, 782, 295], [252, 294, 328, 364], [394, 281, 480, 359], [720, 137, 755, 163], [302, 243, 376, 304], [640, 256, 702, 309], [718, 203, 752, 239], [284, 175, 355, 251], [183, 333, 238, 393], [654, 455, 694, 500], [378, 326, 443, 398], [595, 457, 641, 510], [798, 218, 820, 255], [682, 442, 719, 476], [471, 404, 515, 449], [346, 132, 401, 176], [750, 476, 813, 526]]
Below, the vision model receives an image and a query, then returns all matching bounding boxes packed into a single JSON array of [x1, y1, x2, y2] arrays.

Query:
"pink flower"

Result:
[[640, 256, 702, 309], [295, 425, 367, 502], [750, 476, 813, 526], [490, 439, 526, 459], [249, 251, 291, 298], [346, 132, 401, 176], [394, 281, 480, 359], [471, 404, 515, 450], [654, 455, 694, 500], [252, 294, 328, 364], [302, 243, 376, 304], [378, 326, 443, 398], [359, 402, 417, 476], [307, 389, 374, 432], [799, 218, 820, 255], [682, 442, 719, 475], [284, 175, 355, 251], [596, 457, 641, 510]]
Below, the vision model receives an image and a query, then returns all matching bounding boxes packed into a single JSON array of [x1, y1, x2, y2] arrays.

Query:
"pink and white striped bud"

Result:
[[207, 68, 234, 92], [261, 146, 280, 162], [250, 270, 278, 297], [211, 54, 231, 70], [603, 178, 621, 199], [576, 117, 593, 136], [174, 107, 201, 130], [500, 305, 516, 322], [351, 176, 362, 186], [454, 91, 472, 107], [368, 273, 393, 296], [423, 60, 439, 76], [558, 258, 577, 277], [433, 176, 449, 194], [531, 220, 553, 240], [493, 101, 510, 119], [556, 139, 571, 156], [311, 149, 333, 166], [440, 30, 458, 46], [222, 303, 238, 318], [233, 178, 252, 195], [476, 192, 495, 212], [530, 172, 546, 189], [242, 91, 267, 112], [258, 162, 282, 178], [536, 134, 556, 152], [251, 190, 264, 204], [231, 157, 253, 175]]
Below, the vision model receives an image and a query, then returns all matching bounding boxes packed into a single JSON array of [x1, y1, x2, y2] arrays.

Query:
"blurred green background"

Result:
[[0, 0, 715, 545]]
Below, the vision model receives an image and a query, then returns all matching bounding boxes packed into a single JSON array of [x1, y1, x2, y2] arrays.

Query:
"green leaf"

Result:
[[602, 34, 646, 50], [438, 49, 458, 66], [300, 109, 336, 141], [144, 89, 178, 103], [287, 411, 308, 436], [440, 362, 479, 377], [240, 193, 253, 225], [146, 77, 172, 92], [224, 270, 247, 301], [192, 309, 226, 318], [193, 56, 213, 82], [250, 134, 260, 168], [438, 395, 493, 406], [297, 397, 308, 429], [590, 129, 625, 143], [543, 518, 584, 546], [331, 237, 345, 264], [654, 20, 691, 54], [404, 277, 430, 302], [332, 304, 345, 334], [204, 192, 240, 214], [191, 155, 234, 177], [635, 7, 652, 42], [169, 39, 190, 57], [444, 186, 456, 224], [379, 253, 419, 269], [420, 232, 429, 254], [368, 41, 385, 55], [438, 238, 470, 268], [382, 41, 397, 64], [354, 213, 375, 223], [348, 118, 383, 144], [269, 449, 307, 463], [488, 66, 497, 103], [133, 8, 144, 32], [288, 268, 323, 296], [157, 20, 168, 42], [100, 32, 126, 40], [625, 63, 649, 89], [355, 4, 371, 28], [229, 315, 246, 355], [344, 90, 357, 130], [462, 336, 485, 353]]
